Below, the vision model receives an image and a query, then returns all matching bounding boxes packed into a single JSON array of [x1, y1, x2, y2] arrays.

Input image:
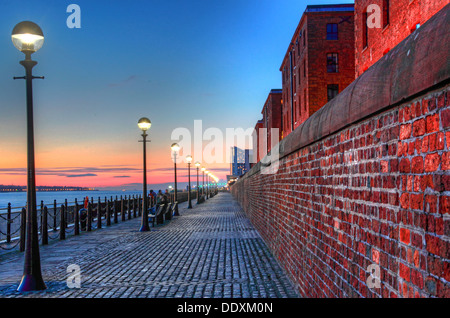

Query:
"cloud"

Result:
[[113, 176, 131, 178], [0, 166, 140, 177], [66, 174, 97, 178]]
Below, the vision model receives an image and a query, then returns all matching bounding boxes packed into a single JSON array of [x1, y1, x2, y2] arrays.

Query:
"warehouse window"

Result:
[[327, 84, 339, 102], [327, 23, 338, 40], [327, 53, 339, 73]]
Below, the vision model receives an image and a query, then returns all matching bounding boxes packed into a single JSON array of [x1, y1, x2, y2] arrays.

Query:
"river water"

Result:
[[0, 190, 145, 210]]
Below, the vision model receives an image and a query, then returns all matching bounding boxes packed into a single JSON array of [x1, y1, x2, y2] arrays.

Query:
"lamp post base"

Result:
[[139, 225, 150, 232], [17, 274, 46, 292]]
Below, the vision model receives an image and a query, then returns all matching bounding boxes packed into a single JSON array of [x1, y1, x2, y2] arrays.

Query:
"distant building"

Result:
[[230, 146, 251, 176], [262, 89, 283, 148], [355, 0, 449, 77], [253, 119, 264, 165], [280, 4, 356, 137]]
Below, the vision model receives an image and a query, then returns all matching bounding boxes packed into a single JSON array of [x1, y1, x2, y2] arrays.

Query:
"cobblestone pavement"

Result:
[[0, 193, 299, 298]]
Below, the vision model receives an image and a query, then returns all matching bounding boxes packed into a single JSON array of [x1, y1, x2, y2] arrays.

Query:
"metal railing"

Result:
[[0, 195, 144, 252], [0, 190, 204, 253]]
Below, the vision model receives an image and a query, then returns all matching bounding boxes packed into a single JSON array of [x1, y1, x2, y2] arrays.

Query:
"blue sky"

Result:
[[0, 0, 353, 187]]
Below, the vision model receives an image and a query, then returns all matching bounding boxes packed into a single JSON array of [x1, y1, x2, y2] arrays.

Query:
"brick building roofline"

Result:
[[279, 3, 355, 71], [251, 4, 450, 178]]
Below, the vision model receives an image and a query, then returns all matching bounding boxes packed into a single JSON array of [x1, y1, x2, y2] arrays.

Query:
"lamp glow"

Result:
[[138, 117, 151, 131], [186, 155, 192, 163], [12, 21, 44, 53], [171, 143, 180, 152]]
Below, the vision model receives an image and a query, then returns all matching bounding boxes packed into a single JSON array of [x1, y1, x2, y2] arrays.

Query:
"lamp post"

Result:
[[195, 162, 200, 203], [12, 21, 47, 292], [138, 117, 151, 232], [171, 143, 180, 216], [186, 155, 192, 209]]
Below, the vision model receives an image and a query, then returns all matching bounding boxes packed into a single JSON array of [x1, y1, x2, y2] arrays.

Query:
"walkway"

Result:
[[0, 192, 299, 298]]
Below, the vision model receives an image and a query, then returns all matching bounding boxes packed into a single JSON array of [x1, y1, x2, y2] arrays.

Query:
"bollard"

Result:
[[40, 200, 44, 234], [65, 199, 69, 228], [74, 200, 80, 236], [128, 195, 132, 220], [121, 196, 126, 222], [106, 199, 111, 226], [53, 199, 57, 230], [6, 203, 11, 243], [42, 206, 48, 245], [114, 197, 118, 224], [87, 203, 92, 231], [60, 205, 66, 240], [133, 196, 137, 218], [20, 208, 26, 252], [138, 195, 142, 217], [97, 197, 102, 229]]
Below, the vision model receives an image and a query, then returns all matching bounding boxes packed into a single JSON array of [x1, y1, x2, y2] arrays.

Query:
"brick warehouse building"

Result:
[[253, 119, 264, 165], [233, 4, 450, 298], [355, 0, 450, 77], [261, 89, 283, 155], [280, 4, 356, 137]]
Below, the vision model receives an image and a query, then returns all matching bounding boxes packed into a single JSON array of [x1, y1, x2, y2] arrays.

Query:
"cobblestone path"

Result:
[[0, 192, 299, 298]]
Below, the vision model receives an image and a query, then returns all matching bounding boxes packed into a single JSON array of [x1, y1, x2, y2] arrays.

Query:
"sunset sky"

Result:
[[0, 0, 352, 188]]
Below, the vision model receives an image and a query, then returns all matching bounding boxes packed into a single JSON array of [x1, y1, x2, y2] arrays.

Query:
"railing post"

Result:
[[128, 195, 132, 220], [60, 205, 66, 240], [74, 199, 80, 236], [114, 197, 118, 224], [20, 207, 26, 252], [6, 203, 11, 243], [65, 199, 69, 228], [121, 195, 126, 221], [53, 199, 57, 231], [87, 203, 92, 231], [106, 199, 111, 226], [42, 206, 48, 245], [40, 200, 44, 235], [97, 197, 102, 229], [138, 195, 142, 217]]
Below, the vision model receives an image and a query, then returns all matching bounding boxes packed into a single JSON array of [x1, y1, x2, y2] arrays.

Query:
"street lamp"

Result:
[[13, 21, 46, 292], [171, 143, 180, 216], [195, 162, 200, 203], [138, 117, 151, 232], [186, 155, 192, 209]]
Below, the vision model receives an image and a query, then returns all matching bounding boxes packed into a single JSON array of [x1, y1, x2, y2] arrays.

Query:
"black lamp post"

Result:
[[171, 143, 180, 216], [138, 117, 151, 232], [186, 155, 192, 209], [195, 162, 200, 203], [13, 21, 47, 292]]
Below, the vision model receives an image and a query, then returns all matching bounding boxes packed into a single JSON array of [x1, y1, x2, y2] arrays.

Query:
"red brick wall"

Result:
[[355, 0, 450, 77], [234, 85, 450, 298], [280, 7, 355, 138], [232, 7, 450, 298]]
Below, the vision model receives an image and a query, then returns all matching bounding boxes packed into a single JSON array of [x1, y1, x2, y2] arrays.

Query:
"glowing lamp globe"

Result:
[[12, 21, 44, 53], [138, 117, 151, 131], [171, 143, 180, 152]]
